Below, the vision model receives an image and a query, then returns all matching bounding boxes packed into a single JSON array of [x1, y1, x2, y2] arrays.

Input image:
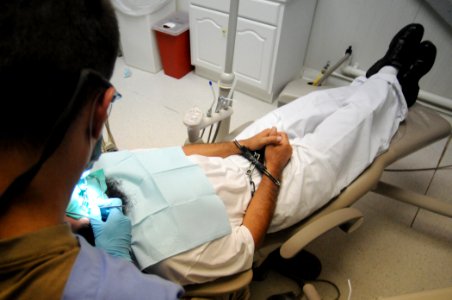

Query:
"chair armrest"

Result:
[[280, 208, 363, 259]]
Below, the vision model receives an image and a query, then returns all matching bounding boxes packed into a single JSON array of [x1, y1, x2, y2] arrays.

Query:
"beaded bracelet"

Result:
[[233, 140, 281, 187]]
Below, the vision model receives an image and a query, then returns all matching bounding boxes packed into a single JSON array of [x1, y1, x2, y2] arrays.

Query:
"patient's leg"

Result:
[[266, 68, 408, 232], [298, 67, 407, 192], [237, 68, 405, 143], [236, 83, 361, 140]]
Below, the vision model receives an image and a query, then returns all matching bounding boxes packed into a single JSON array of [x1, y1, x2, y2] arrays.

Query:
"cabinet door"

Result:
[[190, 4, 277, 91], [234, 18, 276, 91], [189, 5, 228, 74]]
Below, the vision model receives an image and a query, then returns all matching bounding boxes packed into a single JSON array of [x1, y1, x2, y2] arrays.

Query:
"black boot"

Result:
[[366, 23, 424, 78], [398, 40, 437, 107]]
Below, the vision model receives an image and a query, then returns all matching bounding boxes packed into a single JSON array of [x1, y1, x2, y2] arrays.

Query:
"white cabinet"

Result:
[[189, 0, 317, 102]]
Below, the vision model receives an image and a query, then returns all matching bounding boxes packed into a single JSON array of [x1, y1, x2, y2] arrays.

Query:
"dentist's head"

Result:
[[0, 0, 120, 237]]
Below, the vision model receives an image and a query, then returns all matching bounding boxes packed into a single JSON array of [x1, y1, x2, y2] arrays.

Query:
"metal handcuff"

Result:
[[233, 140, 281, 197]]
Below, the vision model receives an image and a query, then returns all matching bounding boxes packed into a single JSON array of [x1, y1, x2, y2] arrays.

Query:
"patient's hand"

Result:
[[265, 129, 292, 177], [240, 128, 283, 151]]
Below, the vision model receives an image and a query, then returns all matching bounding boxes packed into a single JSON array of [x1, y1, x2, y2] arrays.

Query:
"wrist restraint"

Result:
[[233, 140, 281, 187]]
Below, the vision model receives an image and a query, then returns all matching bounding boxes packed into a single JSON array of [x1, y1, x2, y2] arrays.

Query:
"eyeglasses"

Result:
[[108, 90, 122, 116], [112, 91, 122, 102]]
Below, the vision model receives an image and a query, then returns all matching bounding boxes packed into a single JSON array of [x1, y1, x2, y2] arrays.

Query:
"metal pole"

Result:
[[215, 0, 239, 142], [224, 0, 239, 75]]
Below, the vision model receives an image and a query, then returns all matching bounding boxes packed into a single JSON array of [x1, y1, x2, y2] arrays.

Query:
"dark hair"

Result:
[[0, 0, 119, 149], [105, 177, 129, 215]]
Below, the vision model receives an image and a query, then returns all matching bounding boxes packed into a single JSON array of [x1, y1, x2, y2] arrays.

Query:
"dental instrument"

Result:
[[103, 119, 118, 152], [66, 205, 126, 220], [207, 81, 216, 118], [204, 81, 218, 142]]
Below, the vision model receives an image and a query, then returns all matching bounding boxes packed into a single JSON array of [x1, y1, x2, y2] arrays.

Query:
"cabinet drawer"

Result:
[[190, 0, 282, 25]]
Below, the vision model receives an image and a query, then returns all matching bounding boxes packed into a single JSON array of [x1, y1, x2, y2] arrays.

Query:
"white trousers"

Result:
[[236, 70, 408, 232]]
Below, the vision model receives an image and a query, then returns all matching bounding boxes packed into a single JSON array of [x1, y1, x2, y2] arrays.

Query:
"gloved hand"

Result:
[[91, 207, 132, 262], [97, 197, 124, 221]]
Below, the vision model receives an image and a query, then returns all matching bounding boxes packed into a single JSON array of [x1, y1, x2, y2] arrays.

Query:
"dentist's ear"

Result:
[[91, 87, 115, 139]]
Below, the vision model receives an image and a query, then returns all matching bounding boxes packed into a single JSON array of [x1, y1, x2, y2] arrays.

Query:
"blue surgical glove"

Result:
[[91, 207, 132, 262], [98, 197, 124, 221]]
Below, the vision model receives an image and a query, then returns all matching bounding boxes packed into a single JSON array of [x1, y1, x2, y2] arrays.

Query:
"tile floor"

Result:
[[109, 58, 452, 300]]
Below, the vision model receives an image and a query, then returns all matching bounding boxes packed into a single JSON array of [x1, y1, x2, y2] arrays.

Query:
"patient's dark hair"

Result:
[[105, 177, 130, 215], [0, 0, 119, 150]]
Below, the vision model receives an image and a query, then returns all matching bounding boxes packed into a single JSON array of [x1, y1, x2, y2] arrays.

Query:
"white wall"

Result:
[[179, 0, 452, 99], [176, 0, 189, 12], [303, 0, 452, 100]]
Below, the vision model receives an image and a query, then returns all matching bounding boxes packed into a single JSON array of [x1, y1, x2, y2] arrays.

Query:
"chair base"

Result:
[[253, 249, 322, 283]]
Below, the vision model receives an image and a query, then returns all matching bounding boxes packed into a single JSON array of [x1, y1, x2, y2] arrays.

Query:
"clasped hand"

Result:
[[240, 127, 292, 176]]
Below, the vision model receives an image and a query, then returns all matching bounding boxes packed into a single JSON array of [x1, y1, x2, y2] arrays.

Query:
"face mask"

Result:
[[86, 136, 103, 170]]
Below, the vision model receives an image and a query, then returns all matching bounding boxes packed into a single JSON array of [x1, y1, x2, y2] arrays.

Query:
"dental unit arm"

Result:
[[103, 118, 119, 152], [183, 0, 240, 144]]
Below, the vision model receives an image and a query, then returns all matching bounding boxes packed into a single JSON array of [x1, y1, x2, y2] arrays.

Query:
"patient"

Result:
[[69, 24, 437, 285]]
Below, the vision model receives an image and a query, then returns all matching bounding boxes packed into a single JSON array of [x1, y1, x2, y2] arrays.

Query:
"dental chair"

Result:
[[171, 0, 452, 296], [181, 74, 452, 299]]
